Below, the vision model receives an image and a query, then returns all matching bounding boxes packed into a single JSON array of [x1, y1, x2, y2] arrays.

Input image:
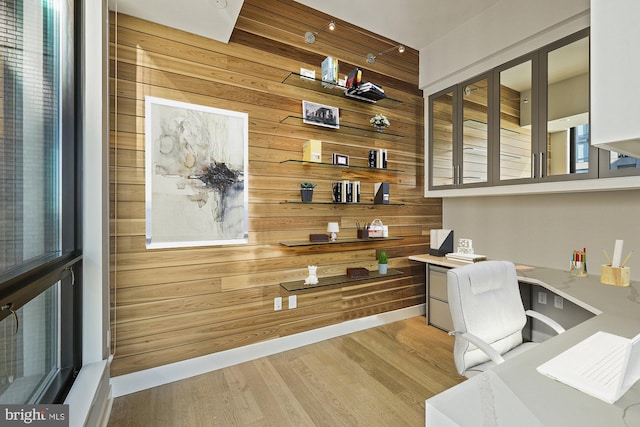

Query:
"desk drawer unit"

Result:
[[428, 265, 453, 331]]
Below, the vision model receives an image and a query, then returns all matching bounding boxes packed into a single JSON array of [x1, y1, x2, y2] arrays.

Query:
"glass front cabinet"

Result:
[[429, 28, 639, 192]]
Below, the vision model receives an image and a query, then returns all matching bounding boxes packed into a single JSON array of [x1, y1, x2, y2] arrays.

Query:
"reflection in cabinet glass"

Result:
[[430, 89, 455, 187], [545, 35, 592, 178], [461, 76, 489, 185], [599, 150, 640, 178], [499, 59, 533, 181]]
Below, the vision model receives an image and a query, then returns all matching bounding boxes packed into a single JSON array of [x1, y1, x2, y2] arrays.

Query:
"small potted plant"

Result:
[[300, 182, 316, 202], [378, 251, 388, 274], [370, 113, 390, 132]]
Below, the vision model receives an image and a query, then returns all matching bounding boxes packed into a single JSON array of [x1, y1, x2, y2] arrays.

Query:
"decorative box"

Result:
[[309, 234, 329, 242], [346, 268, 369, 279], [600, 264, 630, 287]]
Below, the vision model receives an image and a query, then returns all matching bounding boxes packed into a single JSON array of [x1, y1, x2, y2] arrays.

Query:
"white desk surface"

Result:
[[409, 254, 640, 427]]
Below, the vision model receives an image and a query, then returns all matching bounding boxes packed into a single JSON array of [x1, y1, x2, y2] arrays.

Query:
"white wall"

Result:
[[419, 0, 590, 93], [421, 0, 640, 282], [443, 190, 640, 280]]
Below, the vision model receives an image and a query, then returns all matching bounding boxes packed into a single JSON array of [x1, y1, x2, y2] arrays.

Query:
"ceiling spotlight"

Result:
[[305, 20, 336, 44], [208, 0, 227, 9], [366, 44, 405, 64]]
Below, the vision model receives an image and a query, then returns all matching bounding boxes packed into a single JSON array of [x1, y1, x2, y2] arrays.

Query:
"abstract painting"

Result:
[[145, 96, 248, 248]]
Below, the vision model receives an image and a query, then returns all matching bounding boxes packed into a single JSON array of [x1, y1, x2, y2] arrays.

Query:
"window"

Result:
[[0, 0, 80, 404]]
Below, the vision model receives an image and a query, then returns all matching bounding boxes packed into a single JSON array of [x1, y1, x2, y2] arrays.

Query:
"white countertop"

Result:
[[409, 254, 640, 426]]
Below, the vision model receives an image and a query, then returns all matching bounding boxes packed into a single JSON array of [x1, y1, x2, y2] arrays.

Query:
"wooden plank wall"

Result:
[[109, 0, 442, 377]]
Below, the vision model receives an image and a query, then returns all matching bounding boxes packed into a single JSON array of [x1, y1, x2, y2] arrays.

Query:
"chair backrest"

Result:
[[447, 260, 526, 375]]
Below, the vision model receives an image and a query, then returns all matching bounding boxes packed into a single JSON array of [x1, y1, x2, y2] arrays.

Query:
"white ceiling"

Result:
[[295, 0, 500, 50], [107, 0, 244, 44], [108, 0, 500, 50]]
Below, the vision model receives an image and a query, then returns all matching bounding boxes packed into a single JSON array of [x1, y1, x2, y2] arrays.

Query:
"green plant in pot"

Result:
[[300, 182, 316, 202], [378, 251, 388, 274]]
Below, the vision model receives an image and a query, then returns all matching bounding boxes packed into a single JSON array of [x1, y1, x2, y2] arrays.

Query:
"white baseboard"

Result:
[[65, 360, 110, 427], [110, 304, 425, 397]]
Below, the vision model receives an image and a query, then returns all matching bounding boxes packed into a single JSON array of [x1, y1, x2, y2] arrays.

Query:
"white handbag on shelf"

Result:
[[368, 218, 385, 238]]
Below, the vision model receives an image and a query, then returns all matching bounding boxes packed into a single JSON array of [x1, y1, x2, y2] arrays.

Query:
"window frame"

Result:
[[0, 0, 82, 404]]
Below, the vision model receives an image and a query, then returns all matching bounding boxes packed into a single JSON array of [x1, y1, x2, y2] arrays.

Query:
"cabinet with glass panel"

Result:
[[429, 73, 490, 188], [429, 28, 640, 191]]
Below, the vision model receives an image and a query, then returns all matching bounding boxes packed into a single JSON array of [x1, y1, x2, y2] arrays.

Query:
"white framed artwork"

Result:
[[145, 96, 248, 248]]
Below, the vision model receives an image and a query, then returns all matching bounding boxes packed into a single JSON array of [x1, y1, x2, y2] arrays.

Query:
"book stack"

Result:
[[445, 253, 487, 263], [346, 81, 386, 102], [321, 56, 339, 88], [368, 149, 388, 168], [332, 180, 361, 203]]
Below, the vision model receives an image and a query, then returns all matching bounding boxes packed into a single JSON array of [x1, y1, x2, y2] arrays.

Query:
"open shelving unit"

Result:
[[280, 201, 405, 206], [282, 72, 402, 105], [280, 159, 404, 173], [279, 237, 403, 247], [279, 116, 403, 141], [280, 268, 403, 292]]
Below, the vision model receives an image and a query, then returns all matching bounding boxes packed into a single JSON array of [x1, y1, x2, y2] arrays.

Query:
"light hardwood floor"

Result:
[[107, 316, 465, 426]]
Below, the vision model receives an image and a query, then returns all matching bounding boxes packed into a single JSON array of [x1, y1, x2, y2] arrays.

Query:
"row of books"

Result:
[[345, 82, 386, 102], [332, 180, 361, 203], [369, 149, 388, 169]]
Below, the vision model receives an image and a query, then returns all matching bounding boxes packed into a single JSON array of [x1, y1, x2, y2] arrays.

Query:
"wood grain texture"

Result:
[[107, 317, 465, 427], [109, 0, 441, 377]]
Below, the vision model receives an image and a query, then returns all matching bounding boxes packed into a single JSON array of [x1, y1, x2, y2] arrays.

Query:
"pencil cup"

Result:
[[600, 265, 630, 287], [570, 262, 587, 277]]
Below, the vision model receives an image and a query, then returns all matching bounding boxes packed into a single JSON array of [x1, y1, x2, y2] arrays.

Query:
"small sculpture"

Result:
[[304, 265, 318, 285]]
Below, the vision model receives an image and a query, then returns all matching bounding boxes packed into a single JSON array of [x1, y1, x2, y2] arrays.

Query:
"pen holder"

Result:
[[570, 262, 587, 277], [600, 264, 630, 287], [357, 229, 369, 240]]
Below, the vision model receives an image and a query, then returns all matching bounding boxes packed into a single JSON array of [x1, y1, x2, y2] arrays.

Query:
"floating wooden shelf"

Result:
[[280, 201, 405, 206], [279, 116, 404, 141], [282, 72, 402, 106], [280, 159, 404, 173], [279, 237, 403, 247], [280, 268, 403, 292]]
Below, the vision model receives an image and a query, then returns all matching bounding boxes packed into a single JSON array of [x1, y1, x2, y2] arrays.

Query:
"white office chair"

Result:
[[447, 260, 565, 377]]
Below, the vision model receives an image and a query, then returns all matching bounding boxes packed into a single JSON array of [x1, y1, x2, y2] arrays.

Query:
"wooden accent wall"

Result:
[[109, 0, 442, 377]]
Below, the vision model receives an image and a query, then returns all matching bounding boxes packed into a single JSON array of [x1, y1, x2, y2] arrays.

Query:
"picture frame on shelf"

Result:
[[332, 153, 349, 166], [302, 100, 339, 129]]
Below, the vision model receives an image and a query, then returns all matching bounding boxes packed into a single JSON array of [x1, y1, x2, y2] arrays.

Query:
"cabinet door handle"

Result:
[[539, 152, 544, 178], [532, 154, 536, 178]]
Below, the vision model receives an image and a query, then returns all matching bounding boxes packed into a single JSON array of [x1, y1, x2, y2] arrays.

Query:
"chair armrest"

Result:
[[448, 331, 505, 365], [525, 310, 566, 334]]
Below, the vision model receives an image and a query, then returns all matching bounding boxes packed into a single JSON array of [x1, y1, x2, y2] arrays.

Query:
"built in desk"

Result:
[[408, 254, 640, 427]]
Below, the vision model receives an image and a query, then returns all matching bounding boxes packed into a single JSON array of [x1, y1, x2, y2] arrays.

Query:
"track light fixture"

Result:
[[366, 44, 405, 64], [305, 20, 336, 44]]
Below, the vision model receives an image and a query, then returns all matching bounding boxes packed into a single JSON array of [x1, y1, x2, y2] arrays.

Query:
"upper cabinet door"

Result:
[[460, 75, 490, 186], [591, 0, 640, 158], [495, 57, 535, 184], [429, 88, 456, 188], [541, 31, 595, 181]]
